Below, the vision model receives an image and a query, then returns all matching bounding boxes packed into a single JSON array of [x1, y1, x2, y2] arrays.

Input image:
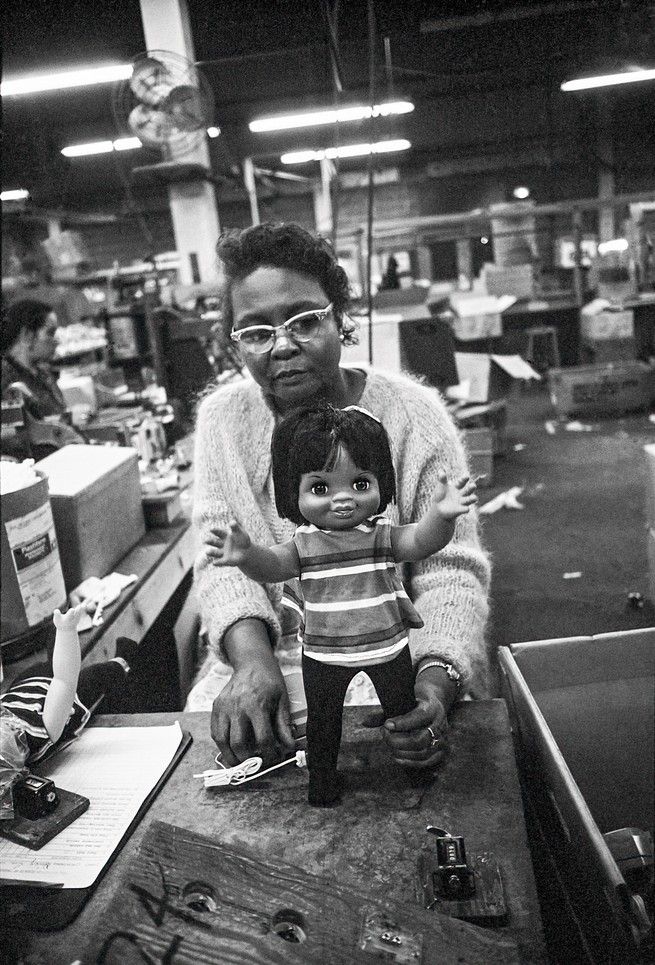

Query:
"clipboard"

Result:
[[0, 730, 193, 931]]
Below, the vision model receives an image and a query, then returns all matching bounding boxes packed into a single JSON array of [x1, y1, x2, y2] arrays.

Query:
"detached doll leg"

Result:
[[302, 653, 354, 806], [76, 637, 139, 713], [367, 646, 417, 719]]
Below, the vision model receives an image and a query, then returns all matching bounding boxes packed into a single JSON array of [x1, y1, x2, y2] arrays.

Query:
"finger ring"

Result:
[[427, 725, 439, 747]]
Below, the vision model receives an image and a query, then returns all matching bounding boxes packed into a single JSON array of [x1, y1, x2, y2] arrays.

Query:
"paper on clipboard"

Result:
[[0, 722, 183, 889]]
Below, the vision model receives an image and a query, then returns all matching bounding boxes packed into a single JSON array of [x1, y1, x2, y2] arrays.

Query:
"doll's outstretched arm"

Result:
[[205, 520, 300, 584], [42, 604, 85, 744], [391, 471, 477, 562]]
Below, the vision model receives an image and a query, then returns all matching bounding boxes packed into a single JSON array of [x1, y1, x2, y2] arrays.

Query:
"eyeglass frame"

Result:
[[230, 303, 334, 355]]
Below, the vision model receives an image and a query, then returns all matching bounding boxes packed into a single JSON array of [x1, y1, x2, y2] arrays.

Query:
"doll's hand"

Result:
[[205, 520, 253, 567], [53, 603, 85, 631], [432, 470, 477, 520]]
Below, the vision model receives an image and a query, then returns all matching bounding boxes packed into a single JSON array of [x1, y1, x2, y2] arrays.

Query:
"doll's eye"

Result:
[[311, 483, 328, 495], [353, 479, 370, 491]]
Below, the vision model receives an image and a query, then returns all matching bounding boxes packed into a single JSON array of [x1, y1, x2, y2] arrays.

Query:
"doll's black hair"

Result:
[[271, 402, 396, 525]]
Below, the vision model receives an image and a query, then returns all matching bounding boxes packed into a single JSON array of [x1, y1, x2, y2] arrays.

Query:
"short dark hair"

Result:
[[1, 298, 54, 353], [271, 402, 396, 525], [215, 222, 356, 344]]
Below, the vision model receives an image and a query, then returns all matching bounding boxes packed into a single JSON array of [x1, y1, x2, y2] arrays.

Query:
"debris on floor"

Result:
[[563, 571, 582, 579], [479, 486, 525, 514], [565, 421, 595, 432]]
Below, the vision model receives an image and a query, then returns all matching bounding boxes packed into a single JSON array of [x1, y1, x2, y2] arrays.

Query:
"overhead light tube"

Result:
[[281, 139, 411, 164], [1, 64, 133, 97], [251, 101, 414, 132], [1, 189, 30, 201], [561, 68, 655, 91]]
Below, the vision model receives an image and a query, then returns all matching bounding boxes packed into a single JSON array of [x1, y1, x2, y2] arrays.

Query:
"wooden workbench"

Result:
[[1, 703, 548, 964]]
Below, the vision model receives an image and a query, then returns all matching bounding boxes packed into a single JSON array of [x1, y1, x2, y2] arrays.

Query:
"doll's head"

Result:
[[271, 402, 396, 526]]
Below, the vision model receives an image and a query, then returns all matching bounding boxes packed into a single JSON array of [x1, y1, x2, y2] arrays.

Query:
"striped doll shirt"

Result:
[[1, 677, 91, 764], [282, 515, 423, 666]]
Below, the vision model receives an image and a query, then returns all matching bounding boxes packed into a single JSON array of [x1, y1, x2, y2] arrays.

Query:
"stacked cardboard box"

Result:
[[480, 262, 540, 299], [547, 361, 655, 418], [462, 427, 493, 487], [580, 304, 636, 364]]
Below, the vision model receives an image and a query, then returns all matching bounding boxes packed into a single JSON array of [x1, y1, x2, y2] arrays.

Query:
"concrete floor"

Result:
[[480, 380, 655, 659]]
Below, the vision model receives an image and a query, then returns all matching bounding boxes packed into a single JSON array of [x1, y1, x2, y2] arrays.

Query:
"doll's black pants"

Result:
[[301, 645, 416, 805]]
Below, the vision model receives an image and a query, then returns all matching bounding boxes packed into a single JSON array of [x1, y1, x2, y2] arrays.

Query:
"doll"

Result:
[[204, 402, 477, 806], [1, 605, 138, 768]]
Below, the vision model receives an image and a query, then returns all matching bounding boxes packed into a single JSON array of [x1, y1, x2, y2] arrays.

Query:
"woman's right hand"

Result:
[[210, 619, 295, 767]]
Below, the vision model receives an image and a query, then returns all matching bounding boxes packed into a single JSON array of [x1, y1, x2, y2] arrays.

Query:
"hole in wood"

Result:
[[182, 881, 218, 913], [271, 908, 308, 943]]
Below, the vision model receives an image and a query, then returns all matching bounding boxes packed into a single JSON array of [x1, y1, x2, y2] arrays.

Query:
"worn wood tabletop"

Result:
[[1, 701, 548, 964]]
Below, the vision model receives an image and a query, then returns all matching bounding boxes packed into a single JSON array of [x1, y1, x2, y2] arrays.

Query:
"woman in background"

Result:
[[1, 298, 84, 459]]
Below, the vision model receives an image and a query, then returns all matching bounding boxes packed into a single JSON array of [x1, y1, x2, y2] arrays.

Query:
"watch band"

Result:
[[416, 659, 462, 688]]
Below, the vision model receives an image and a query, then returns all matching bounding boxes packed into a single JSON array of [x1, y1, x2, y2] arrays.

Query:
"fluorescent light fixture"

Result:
[[1, 64, 133, 97], [1, 189, 30, 201], [62, 140, 115, 157], [62, 127, 219, 158], [250, 101, 414, 132], [281, 139, 411, 164], [561, 68, 655, 91], [113, 137, 142, 152], [597, 238, 629, 255]]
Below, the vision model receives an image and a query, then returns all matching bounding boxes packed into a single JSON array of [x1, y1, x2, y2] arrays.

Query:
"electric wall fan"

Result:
[[112, 49, 214, 158]]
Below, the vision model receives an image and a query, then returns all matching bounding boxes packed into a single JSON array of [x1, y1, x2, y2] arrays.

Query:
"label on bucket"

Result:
[[4, 500, 66, 627]]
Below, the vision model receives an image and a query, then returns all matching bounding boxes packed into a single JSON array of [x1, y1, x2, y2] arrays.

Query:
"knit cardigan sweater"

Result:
[[191, 366, 492, 697]]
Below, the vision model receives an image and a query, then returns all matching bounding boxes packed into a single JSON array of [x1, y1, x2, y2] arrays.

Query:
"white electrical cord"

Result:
[[194, 750, 307, 788]]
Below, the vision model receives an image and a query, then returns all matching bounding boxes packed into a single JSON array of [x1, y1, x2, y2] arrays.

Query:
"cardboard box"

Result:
[[462, 427, 493, 486], [449, 292, 515, 341], [580, 307, 634, 341], [481, 262, 539, 298], [35, 445, 145, 591], [547, 361, 655, 417], [453, 352, 541, 404], [499, 630, 655, 964], [580, 337, 637, 364], [455, 399, 508, 455]]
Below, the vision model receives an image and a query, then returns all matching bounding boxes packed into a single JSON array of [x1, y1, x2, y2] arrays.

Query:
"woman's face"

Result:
[[230, 266, 343, 411], [30, 312, 59, 364]]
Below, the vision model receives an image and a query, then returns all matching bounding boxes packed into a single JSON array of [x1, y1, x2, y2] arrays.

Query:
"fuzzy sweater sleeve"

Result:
[[191, 383, 286, 660], [359, 370, 492, 697]]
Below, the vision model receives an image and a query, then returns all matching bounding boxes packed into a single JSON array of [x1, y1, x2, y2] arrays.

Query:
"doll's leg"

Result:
[[302, 653, 354, 806], [76, 637, 138, 713], [367, 646, 417, 719]]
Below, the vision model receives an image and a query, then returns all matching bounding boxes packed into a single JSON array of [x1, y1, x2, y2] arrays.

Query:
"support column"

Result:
[[597, 94, 616, 243], [139, 0, 220, 283]]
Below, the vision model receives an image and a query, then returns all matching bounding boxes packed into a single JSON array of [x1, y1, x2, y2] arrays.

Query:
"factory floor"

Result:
[[480, 377, 654, 965], [481, 378, 655, 664]]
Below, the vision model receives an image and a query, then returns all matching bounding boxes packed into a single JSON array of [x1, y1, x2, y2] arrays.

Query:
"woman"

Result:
[[1, 298, 85, 459], [188, 222, 491, 772]]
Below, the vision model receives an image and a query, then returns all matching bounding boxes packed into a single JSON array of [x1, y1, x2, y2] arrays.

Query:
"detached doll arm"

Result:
[[205, 520, 300, 584], [42, 604, 85, 744], [391, 471, 477, 562]]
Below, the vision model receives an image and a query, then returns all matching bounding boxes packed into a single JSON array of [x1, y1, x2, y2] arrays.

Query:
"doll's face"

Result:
[[298, 447, 381, 530]]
